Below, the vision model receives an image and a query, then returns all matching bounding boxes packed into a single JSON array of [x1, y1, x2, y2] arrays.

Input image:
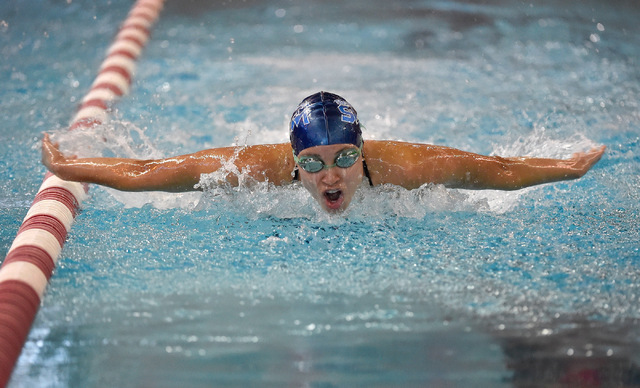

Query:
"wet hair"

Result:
[[289, 91, 363, 156]]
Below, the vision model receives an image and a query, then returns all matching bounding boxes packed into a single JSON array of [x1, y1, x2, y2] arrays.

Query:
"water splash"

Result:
[[492, 126, 600, 159]]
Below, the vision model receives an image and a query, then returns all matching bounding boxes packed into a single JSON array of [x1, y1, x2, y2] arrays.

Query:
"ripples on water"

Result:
[[3, 0, 640, 386]]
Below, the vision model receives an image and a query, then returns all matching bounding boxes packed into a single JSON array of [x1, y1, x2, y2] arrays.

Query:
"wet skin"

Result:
[[42, 134, 606, 212], [296, 144, 364, 213]]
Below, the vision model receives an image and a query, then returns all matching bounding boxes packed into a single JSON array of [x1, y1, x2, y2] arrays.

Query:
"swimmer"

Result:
[[42, 91, 605, 213]]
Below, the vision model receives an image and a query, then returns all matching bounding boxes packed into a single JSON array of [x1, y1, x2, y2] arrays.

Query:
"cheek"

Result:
[[352, 164, 365, 183], [299, 173, 320, 195], [345, 168, 364, 193]]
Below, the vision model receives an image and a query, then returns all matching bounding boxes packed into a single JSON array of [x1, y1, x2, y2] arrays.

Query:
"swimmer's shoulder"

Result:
[[248, 142, 296, 185], [363, 140, 406, 186], [363, 140, 440, 187], [363, 139, 429, 163], [364, 139, 447, 160], [193, 142, 295, 185]]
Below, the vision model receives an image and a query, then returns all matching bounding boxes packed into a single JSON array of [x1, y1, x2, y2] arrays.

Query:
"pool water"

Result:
[[2, 0, 640, 386]]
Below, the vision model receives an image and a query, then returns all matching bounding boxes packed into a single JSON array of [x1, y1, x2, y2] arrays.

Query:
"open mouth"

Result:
[[325, 189, 342, 202], [323, 189, 344, 210]]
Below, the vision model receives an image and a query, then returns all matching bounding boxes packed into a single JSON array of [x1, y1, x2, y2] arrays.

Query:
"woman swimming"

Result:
[[42, 91, 605, 213]]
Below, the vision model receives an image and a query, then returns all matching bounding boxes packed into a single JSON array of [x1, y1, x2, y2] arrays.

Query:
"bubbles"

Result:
[[52, 120, 162, 159], [156, 82, 171, 93], [195, 179, 317, 219], [5, 0, 640, 385], [492, 127, 600, 159], [193, 175, 530, 222], [51, 120, 203, 209], [11, 71, 26, 81]]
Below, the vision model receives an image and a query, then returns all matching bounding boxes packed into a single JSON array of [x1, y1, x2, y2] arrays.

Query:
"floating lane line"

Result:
[[0, 0, 166, 386]]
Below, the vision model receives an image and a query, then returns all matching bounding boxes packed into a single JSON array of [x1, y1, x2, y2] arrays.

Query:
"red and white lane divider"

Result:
[[0, 0, 165, 386]]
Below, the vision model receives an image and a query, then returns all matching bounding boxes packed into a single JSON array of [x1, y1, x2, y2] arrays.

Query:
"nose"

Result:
[[320, 166, 341, 185]]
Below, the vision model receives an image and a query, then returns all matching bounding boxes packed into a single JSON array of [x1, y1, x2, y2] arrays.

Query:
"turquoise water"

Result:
[[2, 0, 640, 386]]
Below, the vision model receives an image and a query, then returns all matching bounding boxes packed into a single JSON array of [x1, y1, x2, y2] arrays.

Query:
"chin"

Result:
[[322, 195, 354, 213]]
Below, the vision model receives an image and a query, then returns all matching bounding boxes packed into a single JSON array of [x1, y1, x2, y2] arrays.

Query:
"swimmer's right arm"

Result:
[[42, 134, 295, 192]]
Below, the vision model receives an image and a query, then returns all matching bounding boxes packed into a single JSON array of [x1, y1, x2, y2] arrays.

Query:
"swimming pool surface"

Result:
[[2, 0, 639, 386]]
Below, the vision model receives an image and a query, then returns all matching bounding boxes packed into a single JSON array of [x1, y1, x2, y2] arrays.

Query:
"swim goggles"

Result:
[[293, 147, 362, 173]]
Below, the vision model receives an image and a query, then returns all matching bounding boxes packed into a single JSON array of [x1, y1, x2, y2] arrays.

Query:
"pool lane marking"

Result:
[[99, 55, 138, 76], [0, 263, 48, 299], [90, 71, 130, 96], [0, 280, 40, 382], [0, 0, 166, 386], [6, 178, 89, 274], [39, 174, 89, 205], [73, 7, 159, 124], [72, 11, 154, 125], [106, 39, 144, 59], [25, 201, 74, 231], [6, 228, 61, 259], [82, 88, 120, 104], [117, 24, 151, 47], [73, 105, 110, 124], [2, 247, 55, 283]]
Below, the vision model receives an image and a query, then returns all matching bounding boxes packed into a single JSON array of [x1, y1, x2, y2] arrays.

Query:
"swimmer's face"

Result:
[[296, 144, 364, 213]]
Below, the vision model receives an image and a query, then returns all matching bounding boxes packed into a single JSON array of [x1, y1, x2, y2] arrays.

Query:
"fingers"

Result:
[[42, 133, 79, 162], [570, 145, 606, 174], [571, 145, 606, 159], [585, 145, 606, 163], [41, 133, 67, 172], [41, 138, 55, 170], [42, 135, 53, 154], [42, 133, 60, 149]]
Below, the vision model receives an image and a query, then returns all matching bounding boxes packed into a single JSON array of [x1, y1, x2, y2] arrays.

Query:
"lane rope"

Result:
[[0, 1, 166, 386]]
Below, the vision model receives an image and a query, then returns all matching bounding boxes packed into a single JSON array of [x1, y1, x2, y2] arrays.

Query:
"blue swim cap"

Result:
[[289, 91, 363, 155]]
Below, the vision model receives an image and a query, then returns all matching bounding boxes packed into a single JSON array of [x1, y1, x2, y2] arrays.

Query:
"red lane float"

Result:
[[0, 0, 165, 386]]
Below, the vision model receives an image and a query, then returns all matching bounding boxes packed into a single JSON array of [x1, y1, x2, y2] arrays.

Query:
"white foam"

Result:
[[492, 126, 600, 159]]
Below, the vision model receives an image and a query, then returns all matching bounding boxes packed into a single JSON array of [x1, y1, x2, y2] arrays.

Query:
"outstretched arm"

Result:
[[363, 140, 605, 190], [42, 134, 295, 192]]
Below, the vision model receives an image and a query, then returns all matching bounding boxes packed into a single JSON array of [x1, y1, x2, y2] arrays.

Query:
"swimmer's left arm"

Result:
[[446, 145, 606, 190], [364, 140, 606, 190]]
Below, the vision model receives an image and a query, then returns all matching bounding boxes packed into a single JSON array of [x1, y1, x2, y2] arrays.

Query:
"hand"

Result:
[[42, 133, 75, 174], [569, 145, 606, 177]]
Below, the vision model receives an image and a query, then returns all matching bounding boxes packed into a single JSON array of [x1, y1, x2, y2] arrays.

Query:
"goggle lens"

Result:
[[299, 159, 324, 173], [295, 148, 361, 173], [335, 150, 360, 168]]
